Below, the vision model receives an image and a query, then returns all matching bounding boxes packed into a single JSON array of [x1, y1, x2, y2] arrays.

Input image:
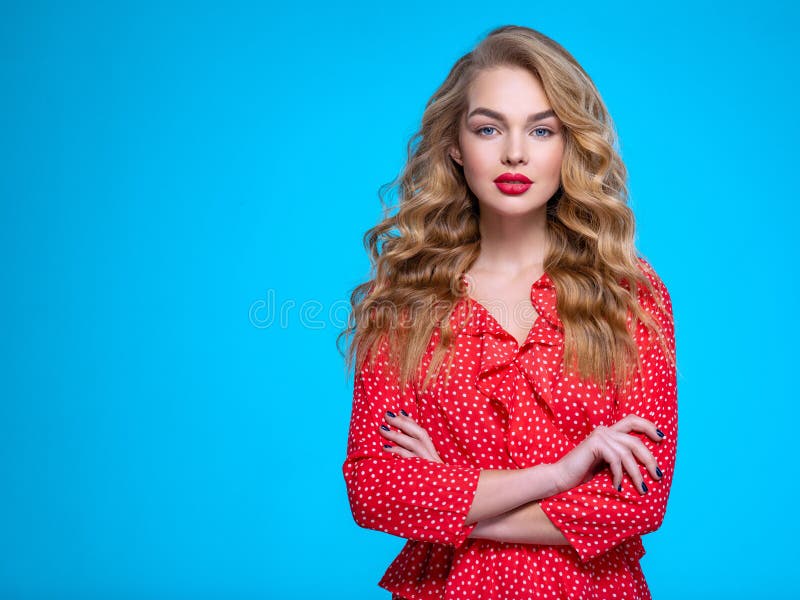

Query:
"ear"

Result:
[[449, 145, 463, 166]]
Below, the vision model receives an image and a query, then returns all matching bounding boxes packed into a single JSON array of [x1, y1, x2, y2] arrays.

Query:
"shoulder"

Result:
[[635, 256, 672, 313], [632, 257, 675, 352]]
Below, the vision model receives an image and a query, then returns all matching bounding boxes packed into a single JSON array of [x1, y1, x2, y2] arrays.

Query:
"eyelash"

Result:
[[475, 126, 553, 138]]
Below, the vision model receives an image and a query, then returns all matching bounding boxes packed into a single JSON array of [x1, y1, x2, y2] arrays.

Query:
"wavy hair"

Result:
[[337, 24, 674, 393]]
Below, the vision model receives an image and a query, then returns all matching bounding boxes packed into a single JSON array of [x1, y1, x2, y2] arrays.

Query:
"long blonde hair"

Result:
[[337, 25, 673, 392]]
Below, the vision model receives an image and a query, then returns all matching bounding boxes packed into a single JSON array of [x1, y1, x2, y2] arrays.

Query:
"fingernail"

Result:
[[656, 429, 664, 438], [400, 409, 409, 416], [386, 410, 396, 418], [656, 467, 663, 478], [617, 484, 622, 492], [641, 482, 648, 493], [383, 444, 392, 448], [380, 424, 390, 431]]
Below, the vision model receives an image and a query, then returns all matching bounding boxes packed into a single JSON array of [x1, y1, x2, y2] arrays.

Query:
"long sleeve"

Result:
[[342, 337, 482, 547], [538, 267, 678, 563]]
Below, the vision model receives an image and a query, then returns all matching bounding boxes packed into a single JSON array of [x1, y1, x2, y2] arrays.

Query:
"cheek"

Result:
[[541, 146, 565, 176], [462, 144, 493, 178]]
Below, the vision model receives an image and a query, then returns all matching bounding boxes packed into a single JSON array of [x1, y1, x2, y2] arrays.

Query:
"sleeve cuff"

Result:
[[538, 484, 621, 563], [344, 453, 482, 547], [539, 495, 597, 562], [408, 457, 482, 547]]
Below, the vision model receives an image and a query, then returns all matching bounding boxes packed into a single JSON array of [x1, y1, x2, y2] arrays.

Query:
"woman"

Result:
[[339, 25, 677, 600]]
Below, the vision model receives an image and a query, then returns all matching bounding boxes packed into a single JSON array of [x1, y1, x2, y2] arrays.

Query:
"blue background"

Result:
[[2, 1, 797, 598]]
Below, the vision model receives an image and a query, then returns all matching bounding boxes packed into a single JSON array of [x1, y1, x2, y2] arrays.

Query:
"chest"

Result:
[[465, 271, 540, 347], [415, 331, 618, 470]]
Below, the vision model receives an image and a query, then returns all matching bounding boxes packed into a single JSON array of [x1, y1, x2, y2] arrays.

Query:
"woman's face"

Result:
[[451, 66, 565, 218]]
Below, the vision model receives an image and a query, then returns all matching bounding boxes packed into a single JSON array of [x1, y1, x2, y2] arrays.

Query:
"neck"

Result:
[[472, 206, 548, 275]]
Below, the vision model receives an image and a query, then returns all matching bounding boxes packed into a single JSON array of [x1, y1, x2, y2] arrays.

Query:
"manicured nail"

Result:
[[400, 409, 409, 417], [656, 467, 663, 478], [616, 484, 622, 492], [380, 424, 390, 431], [386, 410, 396, 418], [656, 429, 664, 438], [383, 444, 392, 448], [641, 482, 648, 493]]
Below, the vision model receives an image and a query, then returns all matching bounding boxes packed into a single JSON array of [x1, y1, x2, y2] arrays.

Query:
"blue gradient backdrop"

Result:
[[1, 1, 797, 598]]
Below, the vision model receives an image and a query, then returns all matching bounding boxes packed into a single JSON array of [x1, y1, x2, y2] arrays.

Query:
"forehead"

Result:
[[465, 66, 552, 114]]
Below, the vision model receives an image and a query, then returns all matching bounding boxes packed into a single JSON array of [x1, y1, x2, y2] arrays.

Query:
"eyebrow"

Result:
[[466, 107, 557, 123]]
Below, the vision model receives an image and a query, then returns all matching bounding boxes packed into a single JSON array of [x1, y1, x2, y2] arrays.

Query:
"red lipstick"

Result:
[[494, 172, 532, 195]]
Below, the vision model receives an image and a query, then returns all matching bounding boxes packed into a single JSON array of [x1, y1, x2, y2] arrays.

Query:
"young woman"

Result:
[[339, 25, 677, 600]]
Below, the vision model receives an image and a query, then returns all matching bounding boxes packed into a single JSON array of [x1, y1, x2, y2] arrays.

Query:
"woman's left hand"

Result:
[[378, 410, 443, 463]]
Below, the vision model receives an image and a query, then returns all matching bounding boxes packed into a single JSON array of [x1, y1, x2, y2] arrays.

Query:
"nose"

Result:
[[502, 131, 528, 166]]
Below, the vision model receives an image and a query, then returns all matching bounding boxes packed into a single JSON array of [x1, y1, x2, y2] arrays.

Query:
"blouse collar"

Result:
[[530, 272, 562, 331], [452, 271, 563, 338]]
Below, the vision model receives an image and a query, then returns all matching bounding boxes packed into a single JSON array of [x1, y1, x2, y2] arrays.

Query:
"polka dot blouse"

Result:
[[342, 261, 678, 600]]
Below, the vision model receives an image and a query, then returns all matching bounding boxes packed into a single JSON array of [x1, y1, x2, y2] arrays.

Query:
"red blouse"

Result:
[[342, 262, 678, 600]]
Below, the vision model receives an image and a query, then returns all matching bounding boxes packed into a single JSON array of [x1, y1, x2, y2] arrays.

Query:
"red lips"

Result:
[[494, 172, 532, 184], [494, 172, 532, 195]]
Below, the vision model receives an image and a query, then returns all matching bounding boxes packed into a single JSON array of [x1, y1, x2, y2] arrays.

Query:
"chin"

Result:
[[479, 198, 551, 216]]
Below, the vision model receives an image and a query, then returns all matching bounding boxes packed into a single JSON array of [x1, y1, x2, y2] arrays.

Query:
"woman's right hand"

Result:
[[553, 413, 665, 495]]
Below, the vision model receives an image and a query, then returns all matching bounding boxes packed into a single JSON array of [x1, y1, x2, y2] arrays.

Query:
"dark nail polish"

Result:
[[656, 467, 663, 478], [641, 482, 648, 493], [383, 444, 392, 448], [617, 484, 622, 492], [386, 410, 396, 418], [400, 409, 409, 417], [380, 424, 390, 431], [656, 429, 664, 438]]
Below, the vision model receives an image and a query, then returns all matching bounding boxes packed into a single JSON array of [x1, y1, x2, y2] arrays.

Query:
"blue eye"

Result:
[[475, 126, 553, 137]]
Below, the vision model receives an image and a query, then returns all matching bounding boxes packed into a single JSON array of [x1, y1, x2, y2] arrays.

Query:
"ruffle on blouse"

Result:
[[451, 272, 573, 469]]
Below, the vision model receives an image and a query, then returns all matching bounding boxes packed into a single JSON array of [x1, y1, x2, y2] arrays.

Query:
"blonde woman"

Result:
[[340, 25, 677, 600]]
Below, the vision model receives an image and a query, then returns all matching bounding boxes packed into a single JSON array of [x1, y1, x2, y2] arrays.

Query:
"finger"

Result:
[[378, 425, 424, 453], [616, 434, 662, 482], [600, 430, 647, 493], [597, 441, 624, 490], [599, 437, 643, 493], [382, 444, 416, 459], [383, 444, 417, 458], [385, 412, 441, 459], [609, 459, 623, 492], [384, 411, 428, 440], [379, 424, 441, 462], [618, 449, 647, 494], [611, 413, 665, 443]]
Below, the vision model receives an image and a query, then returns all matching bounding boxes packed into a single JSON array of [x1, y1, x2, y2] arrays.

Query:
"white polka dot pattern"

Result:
[[342, 260, 678, 600]]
